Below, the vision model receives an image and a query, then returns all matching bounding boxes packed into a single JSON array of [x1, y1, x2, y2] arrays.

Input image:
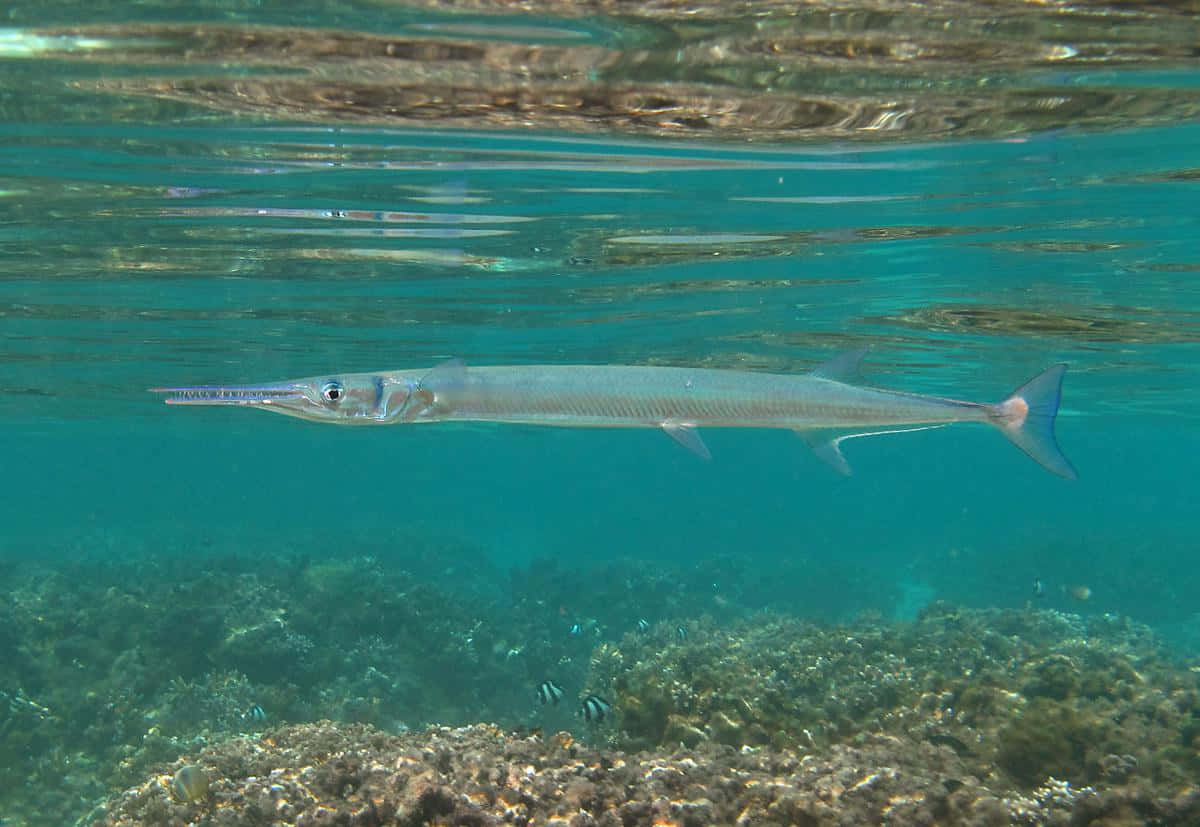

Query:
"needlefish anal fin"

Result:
[[798, 430, 853, 475], [808, 349, 868, 383], [797, 424, 948, 475], [661, 422, 711, 460]]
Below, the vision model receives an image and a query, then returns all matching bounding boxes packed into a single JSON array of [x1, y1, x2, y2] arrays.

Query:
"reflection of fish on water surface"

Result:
[[152, 351, 1076, 479]]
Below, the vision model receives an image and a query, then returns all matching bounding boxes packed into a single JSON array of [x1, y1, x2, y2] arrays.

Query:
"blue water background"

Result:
[[2, 86, 1200, 636]]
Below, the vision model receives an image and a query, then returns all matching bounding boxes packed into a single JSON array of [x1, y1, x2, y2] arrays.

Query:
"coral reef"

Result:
[[0, 545, 513, 825], [2, 547, 1199, 825], [585, 602, 1200, 795], [93, 722, 1200, 826]]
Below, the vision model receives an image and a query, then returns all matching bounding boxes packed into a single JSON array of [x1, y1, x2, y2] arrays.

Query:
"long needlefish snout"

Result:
[[149, 385, 305, 406], [151, 373, 406, 424]]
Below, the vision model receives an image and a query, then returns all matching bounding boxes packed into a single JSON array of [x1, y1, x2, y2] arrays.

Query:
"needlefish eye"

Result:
[[320, 381, 344, 403]]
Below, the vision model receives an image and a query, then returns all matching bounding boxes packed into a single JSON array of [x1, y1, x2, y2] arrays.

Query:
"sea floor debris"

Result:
[[91, 721, 1200, 826]]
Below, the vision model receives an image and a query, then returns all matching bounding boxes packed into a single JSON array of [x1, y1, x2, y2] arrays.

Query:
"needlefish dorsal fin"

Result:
[[808, 349, 868, 383], [661, 422, 711, 460], [797, 424, 948, 475]]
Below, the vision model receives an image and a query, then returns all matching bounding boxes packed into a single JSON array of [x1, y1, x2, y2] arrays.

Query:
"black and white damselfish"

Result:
[[536, 680, 565, 706], [579, 694, 612, 722]]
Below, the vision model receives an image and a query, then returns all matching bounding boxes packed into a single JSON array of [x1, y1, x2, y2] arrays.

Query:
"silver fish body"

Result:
[[152, 353, 1075, 478], [410, 364, 989, 431]]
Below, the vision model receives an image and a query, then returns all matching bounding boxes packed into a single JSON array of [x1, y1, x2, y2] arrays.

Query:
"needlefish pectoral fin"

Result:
[[410, 357, 468, 415], [419, 358, 467, 393], [797, 425, 949, 475], [661, 422, 711, 460]]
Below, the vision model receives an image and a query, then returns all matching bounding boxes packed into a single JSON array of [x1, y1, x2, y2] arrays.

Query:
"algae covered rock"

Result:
[[1022, 653, 1081, 700], [996, 698, 1094, 786]]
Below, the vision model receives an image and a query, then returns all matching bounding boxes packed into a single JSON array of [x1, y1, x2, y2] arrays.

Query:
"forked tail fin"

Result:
[[989, 364, 1077, 480]]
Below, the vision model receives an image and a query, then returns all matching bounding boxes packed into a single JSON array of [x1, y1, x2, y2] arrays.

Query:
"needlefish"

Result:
[[151, 352, 1076, 478]]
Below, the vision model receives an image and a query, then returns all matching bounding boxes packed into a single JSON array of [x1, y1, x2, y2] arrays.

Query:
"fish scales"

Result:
[[438, 366, 980, 430]]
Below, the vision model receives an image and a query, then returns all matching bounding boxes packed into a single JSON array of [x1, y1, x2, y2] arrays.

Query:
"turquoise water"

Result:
[[5, 120, 1199, 625], [2, 3, 1200, 823]]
